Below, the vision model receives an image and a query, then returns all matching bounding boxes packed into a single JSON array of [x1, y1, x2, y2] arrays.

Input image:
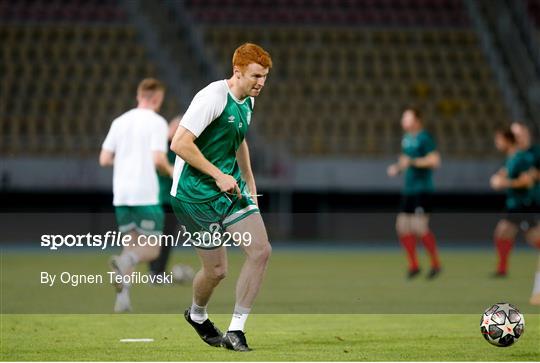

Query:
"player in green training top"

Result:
[[490, 126, 538, 278], [510, 121, 540, 304], [511, 121, 540, 211], [169, 43, 272, 351], [387, 107, 442, 279]]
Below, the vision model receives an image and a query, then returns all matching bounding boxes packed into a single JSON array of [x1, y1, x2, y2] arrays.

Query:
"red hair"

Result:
[[232, 43, 272, 71]]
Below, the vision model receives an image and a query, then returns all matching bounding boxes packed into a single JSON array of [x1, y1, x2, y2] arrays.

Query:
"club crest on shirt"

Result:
[[246, 111, 252, 125]]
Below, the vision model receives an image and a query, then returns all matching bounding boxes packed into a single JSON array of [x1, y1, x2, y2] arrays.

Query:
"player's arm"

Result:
[[387, 154, 411, 177], [491, 170, 534, 190], [236, 140, 257, 205], [511, 171, 534, 188], [99, 121, 117, 167], [99, 149, 114, 167], [171, 126, 241, 198], [530, 167, 540, 181], [153, 151, 173, 177], [409, 151, 441, 169]]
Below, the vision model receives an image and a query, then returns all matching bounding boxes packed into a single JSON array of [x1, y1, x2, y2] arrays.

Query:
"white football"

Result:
[[480, 302, 524, 347]]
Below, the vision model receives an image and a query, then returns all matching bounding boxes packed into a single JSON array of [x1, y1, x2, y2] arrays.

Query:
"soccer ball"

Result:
[[172, 263, 195, 284], [480, 303, 525, 347]]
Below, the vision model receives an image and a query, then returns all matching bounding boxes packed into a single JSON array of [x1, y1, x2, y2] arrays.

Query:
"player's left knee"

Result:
[[495, 220, 517, 239]]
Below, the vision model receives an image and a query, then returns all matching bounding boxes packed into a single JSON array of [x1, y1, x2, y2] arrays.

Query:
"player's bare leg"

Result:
[[529, 254, 540, 305], [111, 231, 161, 278], [524, 224, 540, 248], [110, 230, 161, 312], [396, 213, 420, 278], [221, 213, 271, 351], [184, 246, 227, 347], [493, 219, 518, 277], [525, 227, 540, 304], [192, 246, 228, 312], [412, 214, 441, 279], [230, 213, 271, 308]]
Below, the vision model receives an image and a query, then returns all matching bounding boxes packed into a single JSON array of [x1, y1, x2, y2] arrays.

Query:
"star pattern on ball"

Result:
[[499, 316, 518, 338], [480, 316, 491, 331]]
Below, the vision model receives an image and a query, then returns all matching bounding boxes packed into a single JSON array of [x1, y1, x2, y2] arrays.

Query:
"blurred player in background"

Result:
[[148, 115, 194, 284], [170, 43, 272, 351], [387, 107, 442, 279], [509, 122, 540, 304], [100, 78, 173, 312], [511, 121, 540, 210], [490, 126, 538, 281]]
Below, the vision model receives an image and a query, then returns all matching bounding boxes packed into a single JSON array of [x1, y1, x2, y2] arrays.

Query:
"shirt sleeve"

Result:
[[508, 154, 532, 179], [151, 118, 168, 152], [180, 87, 227, 137], [422, 132, 436, 154], [522, 153, 534, 172], [101, 121, 117, 151]]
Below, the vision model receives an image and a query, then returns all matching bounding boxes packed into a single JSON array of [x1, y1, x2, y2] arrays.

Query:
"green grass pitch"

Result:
[[1, 247, 540, 361]]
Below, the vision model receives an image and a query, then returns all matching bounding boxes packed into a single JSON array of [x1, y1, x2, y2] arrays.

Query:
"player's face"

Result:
[[494, 133, 508, 152], [237, 63, 269, 97], [150, 91, 165, 112], [511, 123, 530, 146], [401, 110, 417, 132]]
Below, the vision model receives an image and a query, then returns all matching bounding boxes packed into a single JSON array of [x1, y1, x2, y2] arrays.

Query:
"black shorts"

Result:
[[505, 205, 539, 229], [400, 193, 433, 214]]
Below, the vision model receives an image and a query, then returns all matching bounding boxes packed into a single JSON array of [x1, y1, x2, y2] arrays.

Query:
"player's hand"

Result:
[[215, 173, 242, 199], [490, 174, 507, 190], [387, 164, 400, 177]]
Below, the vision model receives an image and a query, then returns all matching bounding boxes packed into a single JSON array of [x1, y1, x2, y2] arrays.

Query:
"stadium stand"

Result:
[[0, 0, 513, 158], [183, 0, 509, 157], [0, 0, 178, 156]]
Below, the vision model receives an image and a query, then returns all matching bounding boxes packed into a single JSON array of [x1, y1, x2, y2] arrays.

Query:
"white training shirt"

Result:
[[102, 108, 168, 206]]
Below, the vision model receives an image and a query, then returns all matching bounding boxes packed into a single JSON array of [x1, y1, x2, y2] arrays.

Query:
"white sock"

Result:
[[533, 272, 540, 295], [228, 304, 251, 332], [190, 301, 208, 324], [118, 285, 130, 298]]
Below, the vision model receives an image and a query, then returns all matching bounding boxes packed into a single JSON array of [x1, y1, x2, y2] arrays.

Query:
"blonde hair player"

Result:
[[170, 43, 272, 351], [100, 78, 173, 312]]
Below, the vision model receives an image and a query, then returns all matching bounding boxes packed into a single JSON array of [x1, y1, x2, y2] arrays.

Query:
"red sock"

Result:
[[400, 234, 418, 271], [495, 238, 514, 274], [421, 231, 440, 269]]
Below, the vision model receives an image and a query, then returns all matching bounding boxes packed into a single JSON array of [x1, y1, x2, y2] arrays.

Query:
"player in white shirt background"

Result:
[[99, 78, 173, 312]]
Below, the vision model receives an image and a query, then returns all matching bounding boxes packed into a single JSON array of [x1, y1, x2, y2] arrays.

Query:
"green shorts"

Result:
[[171, 193, 259, 249], [115, 205, 164, 235]]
